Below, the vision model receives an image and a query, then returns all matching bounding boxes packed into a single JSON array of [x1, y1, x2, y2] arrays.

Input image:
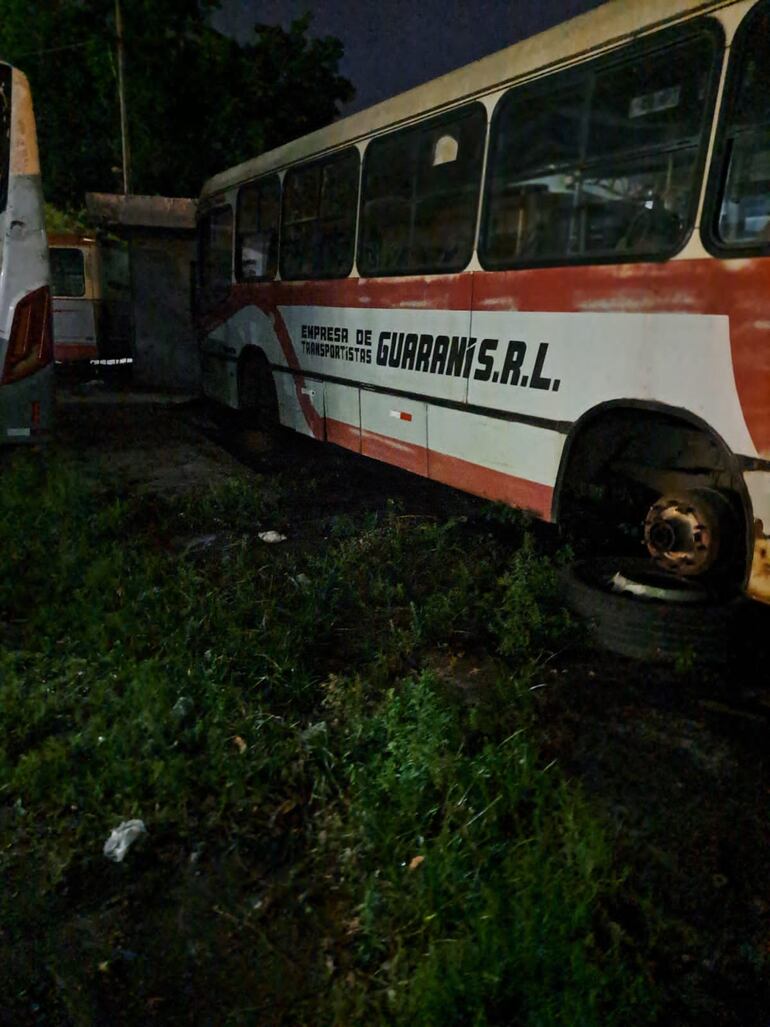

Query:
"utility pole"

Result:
[[115, 0, 132, 194]]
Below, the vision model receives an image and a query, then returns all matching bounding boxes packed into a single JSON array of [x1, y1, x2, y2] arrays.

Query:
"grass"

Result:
[[0, 449, 655, 1025]]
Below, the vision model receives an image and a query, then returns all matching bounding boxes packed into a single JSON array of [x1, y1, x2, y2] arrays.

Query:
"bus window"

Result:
[[199, 205, 233, 309], [714, 1, 770, 247], [236, 175, 280, 281], [358, 103, 485, 276], [280, 148, 359, 280], [482, 27, 719, 266], [50, 247, 86, 297]]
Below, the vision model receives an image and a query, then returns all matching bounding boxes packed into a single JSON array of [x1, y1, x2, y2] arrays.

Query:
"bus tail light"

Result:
[[1, 286, 53, 384]]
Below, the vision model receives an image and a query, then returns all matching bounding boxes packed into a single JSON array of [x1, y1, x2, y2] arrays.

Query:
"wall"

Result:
[[129, 234, 199, 392]]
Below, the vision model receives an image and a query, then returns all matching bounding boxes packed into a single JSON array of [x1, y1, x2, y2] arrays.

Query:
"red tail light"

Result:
[[1, 285, 53, 384]]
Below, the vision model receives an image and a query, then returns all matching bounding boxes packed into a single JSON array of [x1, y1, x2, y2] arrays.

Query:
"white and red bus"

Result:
[[0, 64, 52, 442], [197, 0, 770, 606]]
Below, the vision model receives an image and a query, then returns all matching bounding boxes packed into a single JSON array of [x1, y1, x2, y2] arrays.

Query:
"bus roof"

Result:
[[200, 0, 739, 202]]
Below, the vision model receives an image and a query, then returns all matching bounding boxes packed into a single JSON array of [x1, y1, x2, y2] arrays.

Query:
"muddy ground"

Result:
[[25, 380, 770, 1023]]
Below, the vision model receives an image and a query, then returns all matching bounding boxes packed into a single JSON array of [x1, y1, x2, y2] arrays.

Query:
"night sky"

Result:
[[213, 0, 606, 114]]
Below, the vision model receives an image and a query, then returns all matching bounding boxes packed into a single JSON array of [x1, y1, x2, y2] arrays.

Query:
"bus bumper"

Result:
[[0, 363, 54, 443]]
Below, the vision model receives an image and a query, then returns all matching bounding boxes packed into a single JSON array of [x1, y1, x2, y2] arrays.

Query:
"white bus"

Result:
[[197, 0, 770, 609], [0, 64, 52, 442]]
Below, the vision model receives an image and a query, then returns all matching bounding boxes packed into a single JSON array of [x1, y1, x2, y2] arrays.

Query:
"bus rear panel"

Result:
[[0, 65, 53, 442]]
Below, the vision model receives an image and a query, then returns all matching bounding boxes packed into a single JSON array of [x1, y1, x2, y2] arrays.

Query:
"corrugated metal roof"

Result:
[[86, 192, 196, 229]]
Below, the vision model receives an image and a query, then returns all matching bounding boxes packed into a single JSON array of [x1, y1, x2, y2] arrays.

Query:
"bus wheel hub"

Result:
[[644, 491, 724, 577]]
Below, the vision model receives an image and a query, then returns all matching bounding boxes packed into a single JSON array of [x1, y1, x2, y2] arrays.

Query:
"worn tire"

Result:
[[561, 558, 742, 663]]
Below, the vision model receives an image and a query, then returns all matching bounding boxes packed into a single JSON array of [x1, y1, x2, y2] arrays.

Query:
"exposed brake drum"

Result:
[[643, 488, 732, 577]]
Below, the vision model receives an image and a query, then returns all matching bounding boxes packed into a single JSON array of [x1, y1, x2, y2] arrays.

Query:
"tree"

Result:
[[0, 1, 354, 206]]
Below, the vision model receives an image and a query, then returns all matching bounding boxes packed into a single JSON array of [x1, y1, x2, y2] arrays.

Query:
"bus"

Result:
[[50, 234, 133, 365], [50, 234, 101, 363], [0, 65, 52, 442], [196, 0, 770, 609]]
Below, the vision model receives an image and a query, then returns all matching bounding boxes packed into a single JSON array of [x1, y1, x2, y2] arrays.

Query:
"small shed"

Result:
[[85, 192, 199, 392]]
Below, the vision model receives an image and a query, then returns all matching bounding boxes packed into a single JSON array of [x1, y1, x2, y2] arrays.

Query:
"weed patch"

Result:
[[0, 449, 652, 1025]]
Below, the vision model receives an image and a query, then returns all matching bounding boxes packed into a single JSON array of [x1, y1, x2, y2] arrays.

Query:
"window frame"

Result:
[[279, 147, 360, 282], [235, 174, 281, 283], [478, 18, 724, 272], [50, 246, 87, 298], [702, 0, 770, 259], [357, 101, 487, 279]]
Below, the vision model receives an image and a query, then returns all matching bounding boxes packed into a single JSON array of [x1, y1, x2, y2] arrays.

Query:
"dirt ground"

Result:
[[47, 378, 770, 1025]]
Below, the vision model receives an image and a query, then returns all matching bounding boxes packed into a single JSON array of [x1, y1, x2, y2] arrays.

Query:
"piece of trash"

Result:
[[300, 721, 327, 746], [103, 819, 146, 862], [258, 530, 287, 544], [408, 855, 425, 871], [171, 695, 194, 721], [233, 735, 247, 754], [180, 533, 219, 556], [295, 573, 311, 587]]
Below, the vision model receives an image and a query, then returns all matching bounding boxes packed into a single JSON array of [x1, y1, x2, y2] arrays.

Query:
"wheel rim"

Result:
[[643, 490, 728, 577]]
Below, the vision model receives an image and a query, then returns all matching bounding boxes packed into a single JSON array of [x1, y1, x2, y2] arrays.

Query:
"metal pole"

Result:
[[115, 0, 131, 194]]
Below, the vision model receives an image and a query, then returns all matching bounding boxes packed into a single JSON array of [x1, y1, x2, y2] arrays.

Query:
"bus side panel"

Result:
[[0, 361, 53, 439], [471, 265, 758, 461], [325, 381, 361, 452], [427, 406, 562, 519], [361, 390, 428, 475], [275, 372, 324, 437]]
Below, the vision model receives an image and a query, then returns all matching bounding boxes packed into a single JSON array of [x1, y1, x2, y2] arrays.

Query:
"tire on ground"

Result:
[[561, 559, 743, 663]]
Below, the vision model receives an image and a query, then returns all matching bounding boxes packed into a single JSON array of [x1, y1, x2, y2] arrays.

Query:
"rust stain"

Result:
[[746, 519, 770, 604], [9, 69, 40, 176]]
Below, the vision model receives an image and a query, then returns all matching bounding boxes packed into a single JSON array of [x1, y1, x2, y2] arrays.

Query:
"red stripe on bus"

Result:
[[362, 428, 428, 476], [326, 417, 361, 453], [429, 450, 553, 519], [205, 257, 770, 455], [260, 303, 324, 438], [343, 419, 553, 519], [234, 274, 472, 311]]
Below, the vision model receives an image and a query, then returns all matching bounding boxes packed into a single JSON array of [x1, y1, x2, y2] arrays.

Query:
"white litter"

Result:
[[300, 721, 327, 746], [171, 695, 194, 721], [103, 819, 147, 862], [258, 530, 287, 544]]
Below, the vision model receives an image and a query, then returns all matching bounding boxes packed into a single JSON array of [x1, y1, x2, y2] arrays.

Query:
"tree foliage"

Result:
[[0, 1, 354, 205]]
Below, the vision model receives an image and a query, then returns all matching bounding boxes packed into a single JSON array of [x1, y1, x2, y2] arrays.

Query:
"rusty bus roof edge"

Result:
[[200, 0, 744, 202]]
